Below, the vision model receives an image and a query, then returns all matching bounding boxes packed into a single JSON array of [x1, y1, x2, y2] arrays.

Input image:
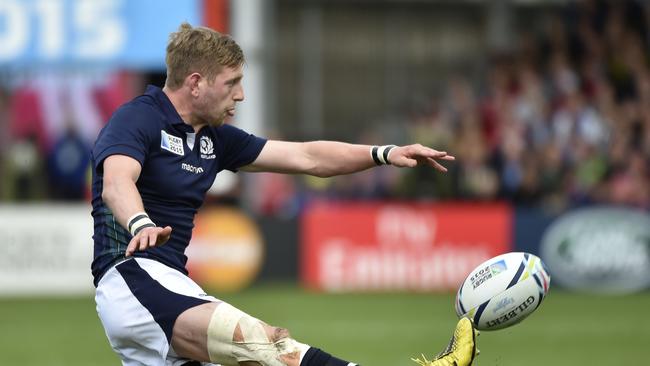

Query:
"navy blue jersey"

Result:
[[90, 85, 266, 286]]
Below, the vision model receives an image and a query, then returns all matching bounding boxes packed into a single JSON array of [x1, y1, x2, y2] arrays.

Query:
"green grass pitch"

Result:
[[0, 284, 648, 365]]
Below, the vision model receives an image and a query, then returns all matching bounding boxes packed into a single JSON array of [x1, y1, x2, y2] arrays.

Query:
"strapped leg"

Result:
[[207, 302, 309, 366]]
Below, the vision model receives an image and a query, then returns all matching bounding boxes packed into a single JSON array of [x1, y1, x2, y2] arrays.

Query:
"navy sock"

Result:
[[300, 347, 357, 366]]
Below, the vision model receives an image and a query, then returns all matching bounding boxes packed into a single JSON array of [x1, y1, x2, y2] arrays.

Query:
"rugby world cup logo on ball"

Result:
[[455, 252, 550, 331]]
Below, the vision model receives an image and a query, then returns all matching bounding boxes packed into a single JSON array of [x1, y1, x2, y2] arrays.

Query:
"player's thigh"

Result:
[[96, 258, 218, 364], [96, 264, 171, 365], [172, 302, 219, 362]]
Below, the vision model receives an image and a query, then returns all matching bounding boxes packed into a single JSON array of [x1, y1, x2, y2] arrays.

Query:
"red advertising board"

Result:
[[302, 202, 512, 292]]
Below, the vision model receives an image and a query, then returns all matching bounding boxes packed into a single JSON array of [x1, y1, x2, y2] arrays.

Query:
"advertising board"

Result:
[[540, 207, 650, 294], [0, 204, 94, 295], [302, 202, 512, 291]]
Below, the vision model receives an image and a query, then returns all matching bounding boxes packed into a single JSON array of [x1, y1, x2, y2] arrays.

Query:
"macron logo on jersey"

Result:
[[200, 136, 216, 159], [181, 163, 204, 174], [161, 130, 184, 156]]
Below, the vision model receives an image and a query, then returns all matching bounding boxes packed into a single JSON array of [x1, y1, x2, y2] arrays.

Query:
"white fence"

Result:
[[0, 204, 94, 296]]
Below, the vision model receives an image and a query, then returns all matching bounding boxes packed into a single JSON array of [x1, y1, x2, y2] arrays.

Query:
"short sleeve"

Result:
[[92, 103, 158, 172], [215, 124, 267, 172]]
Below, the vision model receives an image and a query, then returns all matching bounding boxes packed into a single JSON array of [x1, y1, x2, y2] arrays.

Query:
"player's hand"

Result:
[[388, 144, 455, 172], [125, 226, 172, 257]]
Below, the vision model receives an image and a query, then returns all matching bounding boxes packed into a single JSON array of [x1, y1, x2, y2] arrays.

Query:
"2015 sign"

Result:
[[0, 0, 125, 61], [0, 0, 200, 68]]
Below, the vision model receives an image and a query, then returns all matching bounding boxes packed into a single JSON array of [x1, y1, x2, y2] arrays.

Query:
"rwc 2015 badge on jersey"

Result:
[[200, 136, 216, 159], [161, 130, 184, 156]]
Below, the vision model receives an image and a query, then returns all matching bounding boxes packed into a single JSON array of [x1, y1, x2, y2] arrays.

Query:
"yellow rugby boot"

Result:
[[412, 317, 479, 366]]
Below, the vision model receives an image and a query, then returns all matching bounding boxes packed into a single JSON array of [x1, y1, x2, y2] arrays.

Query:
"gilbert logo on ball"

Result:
[[186, 207, 264, 292], [455, 252, 550, 331]]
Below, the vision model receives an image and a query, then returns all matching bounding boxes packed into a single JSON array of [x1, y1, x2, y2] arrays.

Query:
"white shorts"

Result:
[[95, 258, 219, 366]]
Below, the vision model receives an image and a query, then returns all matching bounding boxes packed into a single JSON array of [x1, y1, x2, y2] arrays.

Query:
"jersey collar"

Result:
[[144, 85, 194, 133]]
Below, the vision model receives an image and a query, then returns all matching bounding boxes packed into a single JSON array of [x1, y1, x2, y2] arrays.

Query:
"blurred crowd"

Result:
[[2, 1, 650, 216], [264, 0, 650, 216], [0, 71, 144, 201]]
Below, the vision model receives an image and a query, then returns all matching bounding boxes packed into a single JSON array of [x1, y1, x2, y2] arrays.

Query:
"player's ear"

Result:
[[187, 73, 203, 97]]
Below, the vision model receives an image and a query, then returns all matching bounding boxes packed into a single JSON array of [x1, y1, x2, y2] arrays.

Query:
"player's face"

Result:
[[196, 65, 244, 126]]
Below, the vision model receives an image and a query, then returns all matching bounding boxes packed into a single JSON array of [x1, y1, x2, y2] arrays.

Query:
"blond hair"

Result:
[[165, 22, 244, 89]]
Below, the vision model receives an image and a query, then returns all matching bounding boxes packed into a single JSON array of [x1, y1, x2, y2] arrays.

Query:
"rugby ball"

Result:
[[455, 252, 550, 331]]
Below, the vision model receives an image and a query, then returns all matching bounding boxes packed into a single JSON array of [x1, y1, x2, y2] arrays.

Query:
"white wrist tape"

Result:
[[127, 212, 156, 236], [371, 145, 397, 165]]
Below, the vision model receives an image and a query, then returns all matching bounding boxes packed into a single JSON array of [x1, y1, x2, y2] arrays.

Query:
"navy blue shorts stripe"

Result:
[[116, 259, 210, 343]]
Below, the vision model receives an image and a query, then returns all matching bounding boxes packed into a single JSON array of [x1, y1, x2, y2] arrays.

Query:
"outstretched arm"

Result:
[[241, 140, 454, 177]]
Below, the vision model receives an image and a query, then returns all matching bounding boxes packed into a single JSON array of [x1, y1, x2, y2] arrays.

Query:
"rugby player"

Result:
[[91, 22, 478, 366]]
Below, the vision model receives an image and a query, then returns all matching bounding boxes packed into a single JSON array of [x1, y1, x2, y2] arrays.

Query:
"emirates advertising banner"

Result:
[[302, 202, 512, 292]]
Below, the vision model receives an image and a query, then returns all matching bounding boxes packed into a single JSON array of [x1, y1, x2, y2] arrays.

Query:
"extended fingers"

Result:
[[125, 226, 172, 256], [420, 147, 455, 160], [126, 236, 138, 257], [390, 145, 455, 169], [403, 144, 453, 159], [438, 154, 456, 160], [139, 231, 152, 251], [426, 157, 448, 172], [157, 226, 173, 245], [148, 230, 159, 248]]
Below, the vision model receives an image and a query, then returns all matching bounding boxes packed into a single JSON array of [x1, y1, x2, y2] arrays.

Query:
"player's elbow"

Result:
[[310, 168, 336, 178], [304, 162, 337, 178], [294, 154, 335, 177]]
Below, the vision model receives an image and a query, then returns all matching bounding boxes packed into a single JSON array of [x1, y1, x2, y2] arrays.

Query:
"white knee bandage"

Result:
[[207, 302, 308, 366]]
